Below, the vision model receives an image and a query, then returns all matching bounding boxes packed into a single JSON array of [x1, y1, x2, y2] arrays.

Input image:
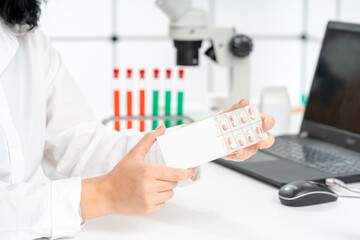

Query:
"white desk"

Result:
[[78, 162, 360, 240]]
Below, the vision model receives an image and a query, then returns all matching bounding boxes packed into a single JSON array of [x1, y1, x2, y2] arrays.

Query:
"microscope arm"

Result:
[[156, 0, 252, 105], [171, 26, 251, 103]]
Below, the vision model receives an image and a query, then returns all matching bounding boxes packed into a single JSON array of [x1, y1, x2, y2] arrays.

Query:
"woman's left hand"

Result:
[[219, 98, 275, 162]]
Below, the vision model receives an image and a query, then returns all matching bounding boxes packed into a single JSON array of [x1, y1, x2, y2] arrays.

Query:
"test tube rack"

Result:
[[107, 68, 190, 132], [102, 115, 194, 126]]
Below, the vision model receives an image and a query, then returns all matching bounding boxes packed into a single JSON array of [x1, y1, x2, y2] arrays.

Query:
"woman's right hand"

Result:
[[80, 124, 194, 220]]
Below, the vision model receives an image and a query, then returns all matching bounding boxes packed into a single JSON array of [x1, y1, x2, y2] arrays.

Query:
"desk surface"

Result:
[[78, 162, 360, 240]]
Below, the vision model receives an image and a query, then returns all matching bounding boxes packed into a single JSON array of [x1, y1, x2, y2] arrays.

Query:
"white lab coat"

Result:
[[0, 20, 195, 239]]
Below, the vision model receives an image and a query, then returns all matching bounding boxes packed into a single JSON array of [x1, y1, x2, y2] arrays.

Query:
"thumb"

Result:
[[130, 124, 166, 159]]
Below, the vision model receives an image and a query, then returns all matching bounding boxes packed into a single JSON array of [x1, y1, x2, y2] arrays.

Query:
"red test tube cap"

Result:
[[126, 69, 132, 78], [139, 69, 145, 79], [166, 69, 172, 79], [179, 69, 184, 79], [154, 69, 159, 78], [113, 68, 119, 78]]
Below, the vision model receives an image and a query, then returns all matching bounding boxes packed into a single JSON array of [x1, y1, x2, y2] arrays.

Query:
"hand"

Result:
[[220, 98, 275, 162], [80, 124, 194, 220]]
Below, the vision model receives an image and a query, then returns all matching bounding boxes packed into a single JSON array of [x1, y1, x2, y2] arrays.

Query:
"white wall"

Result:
[[39, 0, 360, 124]]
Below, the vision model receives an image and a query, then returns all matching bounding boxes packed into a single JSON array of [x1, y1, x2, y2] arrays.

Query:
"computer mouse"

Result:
[[278, 180, 338, 207]]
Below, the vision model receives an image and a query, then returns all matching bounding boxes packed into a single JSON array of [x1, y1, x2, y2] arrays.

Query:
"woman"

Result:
[[0, 0, 275, 239]]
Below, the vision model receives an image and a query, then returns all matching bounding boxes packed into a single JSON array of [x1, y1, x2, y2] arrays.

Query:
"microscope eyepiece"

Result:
[[174, 40, 202, 66]]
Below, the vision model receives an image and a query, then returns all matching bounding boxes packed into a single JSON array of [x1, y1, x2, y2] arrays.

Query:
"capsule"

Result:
[[227, 136, 236, 150], [248, 107, 256, 120], [247, 130, 254, 142], [239, 112, 247, 123], [229, 114, 238, 127], [237, 134, 245, 146], [221, 119, 228, 131], [256, 127, 263, 139]]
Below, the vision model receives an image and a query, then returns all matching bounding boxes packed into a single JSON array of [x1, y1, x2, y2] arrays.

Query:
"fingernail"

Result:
[[155, 124, 164, 130]]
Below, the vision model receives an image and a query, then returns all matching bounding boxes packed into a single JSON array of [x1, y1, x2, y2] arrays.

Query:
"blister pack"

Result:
[[157, 105, 267, 169], [214, 104, 267, 154]]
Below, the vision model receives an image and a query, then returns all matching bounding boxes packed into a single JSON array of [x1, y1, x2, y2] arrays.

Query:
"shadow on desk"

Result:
[[84, 202, 272, 240]]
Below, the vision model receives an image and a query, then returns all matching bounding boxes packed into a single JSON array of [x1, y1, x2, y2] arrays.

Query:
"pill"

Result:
[[247, 130, 254, 142], [229, 114, 238, 127], [239, 112, 247, 123], [227, 137, 236, 150], [256, 127, 263, 139], [237, 134, 245, 146], [248, 107, 256, 120], [221, 119, 228, 130]]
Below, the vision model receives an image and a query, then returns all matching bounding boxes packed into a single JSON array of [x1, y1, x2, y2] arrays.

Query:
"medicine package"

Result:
[[157, 105, 267, 169]]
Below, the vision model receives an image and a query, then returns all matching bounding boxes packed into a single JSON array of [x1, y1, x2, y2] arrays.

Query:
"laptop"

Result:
[[215, 21, 360, 187]]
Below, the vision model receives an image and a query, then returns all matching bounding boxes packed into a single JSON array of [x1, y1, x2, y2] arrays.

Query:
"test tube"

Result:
[[152, 69, 160, 130], [165, 69, 172, 128], [126, 69, 133, 129], [176, 69, 184, 125], [139, 69, 146, 132], [113, 68, 120, 131]]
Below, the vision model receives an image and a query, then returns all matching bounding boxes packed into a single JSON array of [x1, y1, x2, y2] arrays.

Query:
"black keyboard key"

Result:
[[262, 136, 360, 174]]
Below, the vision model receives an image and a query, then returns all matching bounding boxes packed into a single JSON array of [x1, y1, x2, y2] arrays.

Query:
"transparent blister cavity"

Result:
[[215, 115, 231, 134], [241, 126, 256, 144], [233, 129, 247, 149], [223, 132, 239, 153], [236, 109, 250, 127], [245, 105, 261, 123], [251, 121, 267, 141], [225, 112, 240, 129]]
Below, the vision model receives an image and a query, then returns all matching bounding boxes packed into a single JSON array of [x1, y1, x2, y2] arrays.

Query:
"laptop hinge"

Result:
[[299, 131, 309, 138]]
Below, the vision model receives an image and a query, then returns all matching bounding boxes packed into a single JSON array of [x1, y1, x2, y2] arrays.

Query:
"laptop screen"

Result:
[[304, 26, 360, 135]]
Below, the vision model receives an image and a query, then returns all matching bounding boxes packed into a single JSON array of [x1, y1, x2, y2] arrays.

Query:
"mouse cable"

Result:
[[325, 178, 360, 194], [337, 195, 360, 199]]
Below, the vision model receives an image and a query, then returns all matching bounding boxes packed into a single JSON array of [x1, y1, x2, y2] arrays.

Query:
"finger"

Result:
[[153, 180, 178, 192], [187, 98, 251, 126], [153, 202, 166, 213], [220, 98, 249, 115], [260, 113, 275, 131], [131, 124, 166, 158], [152, 165, 194, 182], [223, 144, 258, 162], [138, 179, 177, 194], [154, 189, 175, 204], [258, 132, 275, 149]]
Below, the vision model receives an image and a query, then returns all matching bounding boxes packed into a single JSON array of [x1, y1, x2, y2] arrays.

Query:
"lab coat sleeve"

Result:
[[0, 178, 81, 239]]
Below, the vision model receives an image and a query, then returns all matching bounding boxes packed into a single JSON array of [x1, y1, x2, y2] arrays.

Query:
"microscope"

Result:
[[156, 0, 253, 106]]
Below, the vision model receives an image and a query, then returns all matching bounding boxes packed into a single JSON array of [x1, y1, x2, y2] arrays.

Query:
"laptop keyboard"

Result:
[[261, 135, 360, 175]]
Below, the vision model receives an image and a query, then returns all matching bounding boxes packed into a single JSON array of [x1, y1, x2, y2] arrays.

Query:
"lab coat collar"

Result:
[[0, 19, 19, 76]]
